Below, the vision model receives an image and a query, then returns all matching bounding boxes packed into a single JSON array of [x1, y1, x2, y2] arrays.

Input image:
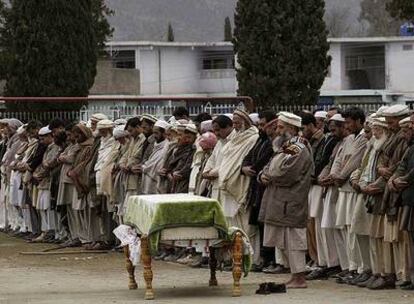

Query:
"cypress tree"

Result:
[[224, 16, 232, 41], [233, 0, 331, 108], [0, 0, 112, 111], [167, 22, 175, 42]]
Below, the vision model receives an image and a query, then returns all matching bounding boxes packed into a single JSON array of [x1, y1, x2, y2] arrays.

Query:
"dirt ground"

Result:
[[0, 233, 413, 304]]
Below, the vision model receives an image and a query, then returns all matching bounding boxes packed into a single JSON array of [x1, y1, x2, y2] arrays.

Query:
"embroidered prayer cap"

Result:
[[90, 113, 108, 122], [96, 119, 114, 130], [2, 118, 23, 131], [249, 113, 260, 125], [233, 109, 253, 125], [199, 131, 217, 150], [177, 119, 189, 125], [141, 114, 158, 124], [154, 120, 170, 130], [399, 117, 412, 128], [75, 123, 93, 138], [38, 126, 52, 136], [185, 123, 198, 134], [175, 122, 187, 131], [114, 118, 127, 126], [113, 126, 128, 139], [329, 113, 345, 123], [371, 117, 388, 128], [376, 106, 389, 117], [278, 112, 302, 128], [382, 105, 409, 117], [314, 111, 328, 119]]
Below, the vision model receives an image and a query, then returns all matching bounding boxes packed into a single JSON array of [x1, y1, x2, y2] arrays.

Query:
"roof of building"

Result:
[[106, 36, 414, 49]]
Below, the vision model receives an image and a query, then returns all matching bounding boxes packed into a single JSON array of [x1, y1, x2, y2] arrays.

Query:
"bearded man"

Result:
[[367, 105, 410, 289], [141, 120, 170, 194], [388, 113, 414, 290], [259, 112, 313, 288]]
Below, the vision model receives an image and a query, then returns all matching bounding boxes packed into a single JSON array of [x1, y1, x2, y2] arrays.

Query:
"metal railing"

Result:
[[0, 96, 253, 123]]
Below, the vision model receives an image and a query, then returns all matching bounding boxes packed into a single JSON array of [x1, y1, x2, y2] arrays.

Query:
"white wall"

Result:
[[386, 41, 414, 93], [139, 49, 160, 95], [160, 47, 199, 95], [321, 43, 342, 91], [137, 46, 237, 96]]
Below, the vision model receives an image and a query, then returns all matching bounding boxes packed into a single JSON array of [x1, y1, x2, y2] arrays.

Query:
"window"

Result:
[[403, 44, 413, 51], [201, 51, 234, 70], [110, 50, 136, 69]]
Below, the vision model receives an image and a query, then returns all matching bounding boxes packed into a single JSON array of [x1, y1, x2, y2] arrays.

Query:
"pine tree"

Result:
[[167, 22, 175, 42], [224, 16, 232, 41], [0, 0, 113, 110], [387, 0, 414, 20], [233, 0, 331, 108]]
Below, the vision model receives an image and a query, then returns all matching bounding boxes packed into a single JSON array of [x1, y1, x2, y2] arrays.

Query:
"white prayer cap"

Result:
[[154, 120, 170, 130], [90, 113, 108, 122], [38, 126, 52, 136], [113, 126, 128, 139], [314, 111, 328, 119], [249, 113, 260, 125], [168, 116, 177, 124], [278, 112, 302, 128], [329, 113, 345, 123], [382, 105, 410, 117], [17, 124, 26, 135], [371, 117, 388, 128], [399, 117, 412, 128], [141, 114, 158, 124], [97, 119, 114, 130], [114, 118, 127, 126], [224, 113, 233, 120], [185, 123, 198, 134]]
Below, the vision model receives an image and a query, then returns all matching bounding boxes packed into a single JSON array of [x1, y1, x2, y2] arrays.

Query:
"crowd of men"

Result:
[[0, 104, 414, 290]]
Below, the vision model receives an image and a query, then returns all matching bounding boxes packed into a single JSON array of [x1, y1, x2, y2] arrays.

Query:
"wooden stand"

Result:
[[208, 247, 218, 286], [123, 246, 138, 290], [232, 232, 243, 297], [141, 235, 155, 300]]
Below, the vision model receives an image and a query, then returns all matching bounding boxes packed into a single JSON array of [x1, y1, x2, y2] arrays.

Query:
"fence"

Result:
[[269, 102, 386, 115], [0, 96, 399, 123], [0, 96, 252, 123]]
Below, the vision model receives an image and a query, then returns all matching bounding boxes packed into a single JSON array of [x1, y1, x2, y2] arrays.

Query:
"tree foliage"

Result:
[[0, 0, 113, 110], [233, 0, 331, 107], [359, 0, 400, 36], [387, 0, 414, 20], [167, 22, 174, 42], [224, 16, 232, 41]]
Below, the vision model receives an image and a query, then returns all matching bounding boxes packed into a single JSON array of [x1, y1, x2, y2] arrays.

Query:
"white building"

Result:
[[101, 41, 237, 97], [97, 37, 414, 106], [321, 36, 414, 104]]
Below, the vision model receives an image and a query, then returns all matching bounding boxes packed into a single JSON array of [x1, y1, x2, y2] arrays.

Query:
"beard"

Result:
[[373, 134, 387, 151], [92, 130, 100, 138]]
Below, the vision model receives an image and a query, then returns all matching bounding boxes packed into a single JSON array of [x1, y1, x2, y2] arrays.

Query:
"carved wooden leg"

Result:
[[232, 232, 243, 297], [140, 235, 154, 300], [124, 245, 138, 290], [209, 247, 218, 286]]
